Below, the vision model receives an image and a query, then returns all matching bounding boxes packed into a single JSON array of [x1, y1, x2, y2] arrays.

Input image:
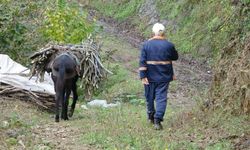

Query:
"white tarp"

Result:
[[87, 99, 120, 108], [0, 54, 55, 94]]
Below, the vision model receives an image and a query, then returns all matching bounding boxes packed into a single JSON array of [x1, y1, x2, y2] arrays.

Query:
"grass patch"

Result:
[[101, 33, 139, 58], [168, 141, 201, 150], [0, 99, 52, 149], [1, 96, 249, 149], [205, 141, 233, 150], [73, 101, 248, 149], [77, 104, 177, 150], [94, 62, 143, 101], [89, 0, 144, 21]]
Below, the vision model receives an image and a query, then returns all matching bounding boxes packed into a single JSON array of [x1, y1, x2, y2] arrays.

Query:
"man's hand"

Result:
[[173, 75, 177, 80], [141, 78, 149, 85]]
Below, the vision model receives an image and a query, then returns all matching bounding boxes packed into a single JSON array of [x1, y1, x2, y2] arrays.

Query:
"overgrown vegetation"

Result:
[[1, 98, 249, 149], [210, 5, 250, 115], [0, 0, 47, 64], [155, 0, 250, 114], [41, 0, 93, 43], [156, 0, 250, 58], [0, 0, 94, 63], [88, 0, 144, 21]]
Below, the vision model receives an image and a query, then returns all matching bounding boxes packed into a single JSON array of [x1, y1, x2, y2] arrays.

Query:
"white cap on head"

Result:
[[152, 23, 165, 35]]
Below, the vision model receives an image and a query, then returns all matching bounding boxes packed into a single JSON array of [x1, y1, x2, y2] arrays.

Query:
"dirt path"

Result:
[[33, 122, 91, 150], [0, 97, 92, 150], [96, 14, 212, 109]]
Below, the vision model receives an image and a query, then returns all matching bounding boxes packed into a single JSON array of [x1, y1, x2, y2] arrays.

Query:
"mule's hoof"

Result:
[[61, 114, 66, 119], [68, 112, 73, 117], [55, 118, 59, 122], [64, 117, 69, 120]]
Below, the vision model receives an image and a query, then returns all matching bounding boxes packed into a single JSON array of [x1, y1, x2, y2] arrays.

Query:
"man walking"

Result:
[[139, 23, 178, 130]]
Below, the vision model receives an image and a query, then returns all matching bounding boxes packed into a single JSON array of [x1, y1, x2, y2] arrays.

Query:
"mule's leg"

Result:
[[55, 85, 62, 122], [61, 89, 66, 120], [69, 76, 78, 117], [64, 87, 71, 120], [55, 94, 60, 122], [53, 76, 60, 122]]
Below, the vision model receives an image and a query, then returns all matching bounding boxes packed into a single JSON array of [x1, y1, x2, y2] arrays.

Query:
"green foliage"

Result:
[[41, 0, 94, 43], [0, 0, 46, 63], [168, 141, 200, 150], [118, 94, 145, 105], [93, 63, 142, 101], [114, 0, 142, 21], [91, 0, 249, 59], [0, 0, 95, 63], [89, 0, 144, 21], [79, 104, 173, 150], [90, 0, 234, 58], [205, 141, 233, 150], [6, 138, 18, 146], [155, 0, 249, 59]]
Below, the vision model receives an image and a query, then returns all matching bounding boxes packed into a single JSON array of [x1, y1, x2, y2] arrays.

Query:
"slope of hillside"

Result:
[[0, 0, 249, 149], [88, 0, 250, 113]]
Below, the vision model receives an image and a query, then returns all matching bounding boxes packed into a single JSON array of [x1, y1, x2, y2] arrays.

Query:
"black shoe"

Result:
[[154, 120, 163, 130], [148, 112, 154, 124]]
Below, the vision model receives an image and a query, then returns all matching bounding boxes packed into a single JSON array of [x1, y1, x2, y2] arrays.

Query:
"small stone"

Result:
[[81, 105, 88, 110], [37, 145, 51, 150], [18, 140, 25, 148], [2, 121, 9, 128], [6, 129, 18, 138]]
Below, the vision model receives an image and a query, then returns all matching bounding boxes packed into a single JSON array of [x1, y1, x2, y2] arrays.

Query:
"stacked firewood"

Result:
[[0, 83, 55, 111], [29, 38, 112, 96]]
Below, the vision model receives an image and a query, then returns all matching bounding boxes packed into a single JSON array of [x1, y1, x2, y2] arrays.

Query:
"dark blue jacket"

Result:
[[139, 38, 178, 82]]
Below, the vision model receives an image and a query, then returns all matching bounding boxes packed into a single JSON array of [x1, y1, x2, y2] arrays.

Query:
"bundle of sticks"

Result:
[[0, 83, 55, 111], [29, 38, 112, 96]]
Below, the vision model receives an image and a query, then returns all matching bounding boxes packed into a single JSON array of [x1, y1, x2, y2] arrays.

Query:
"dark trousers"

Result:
[[144, 82, 169, 121]]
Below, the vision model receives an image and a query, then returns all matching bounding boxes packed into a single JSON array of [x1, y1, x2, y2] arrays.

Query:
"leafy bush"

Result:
[[0, 0, 46, 63], [41, 0, 94, 43], [0, 0, 95, 63]]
